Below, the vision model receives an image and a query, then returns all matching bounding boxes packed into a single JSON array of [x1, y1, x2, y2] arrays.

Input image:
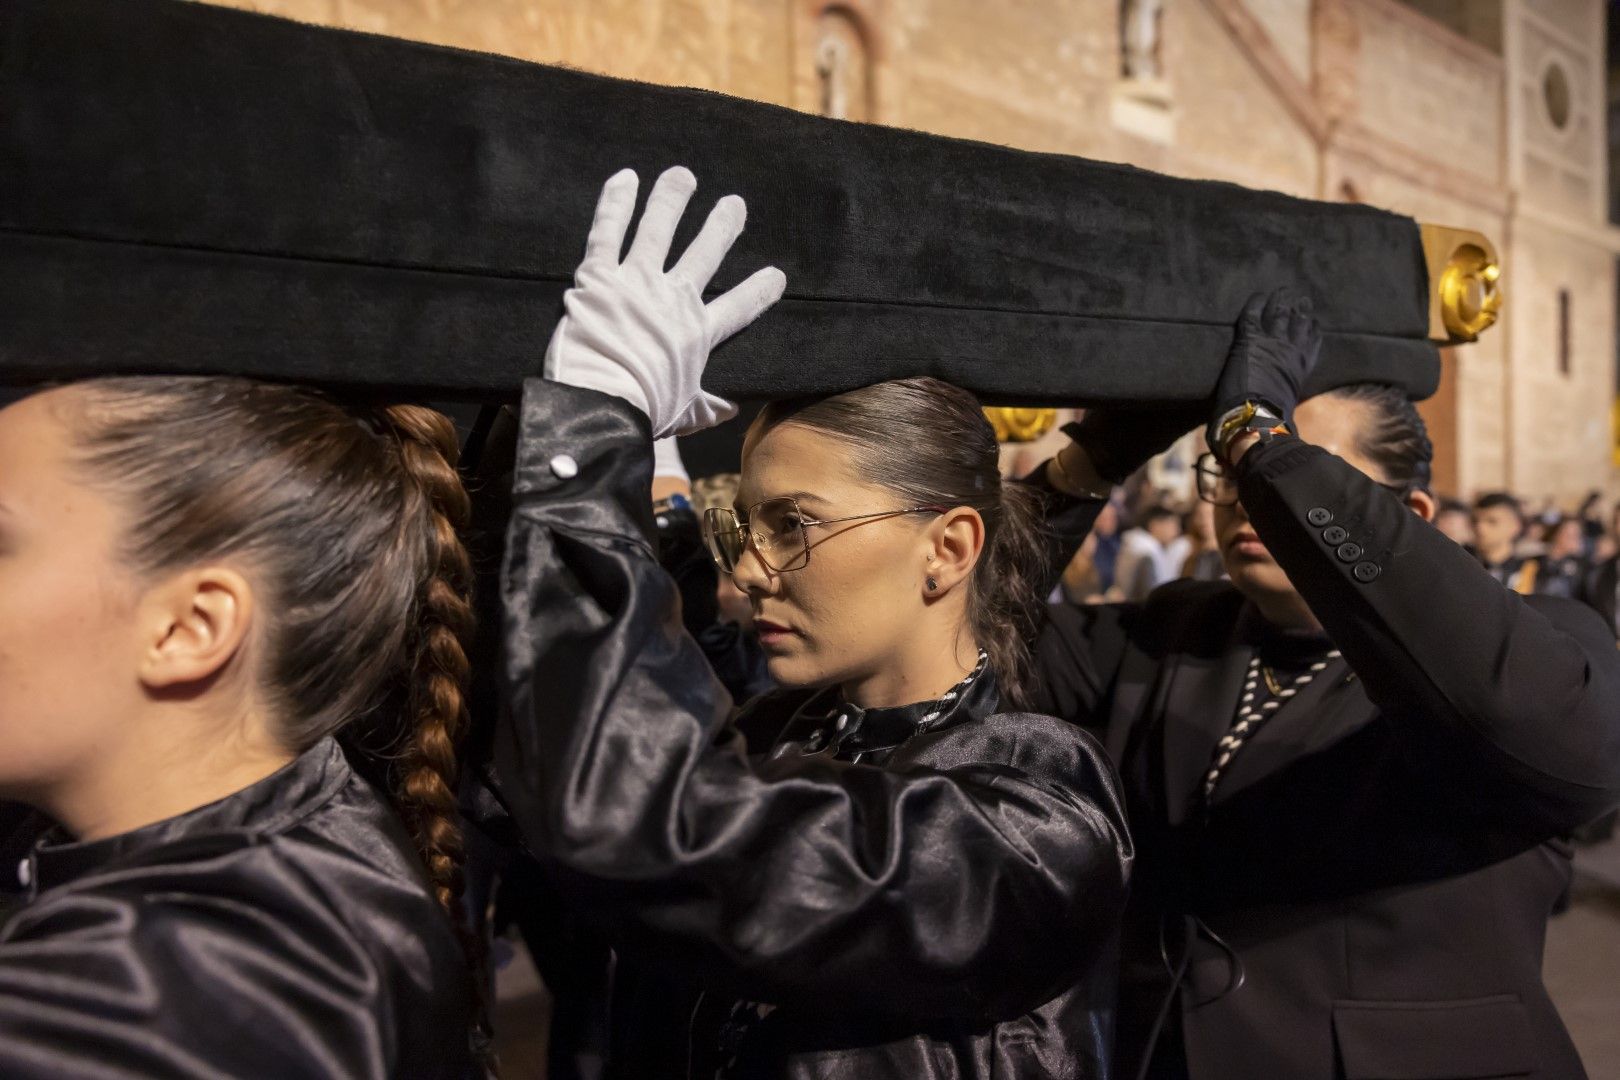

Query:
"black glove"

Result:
[[1206, 288, 1322, 452], [1064, 402, 1207, 487]]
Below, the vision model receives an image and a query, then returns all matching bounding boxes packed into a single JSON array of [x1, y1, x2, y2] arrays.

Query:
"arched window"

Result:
[[1121, 0, 1165, 81], [815, 7, 873, 122]]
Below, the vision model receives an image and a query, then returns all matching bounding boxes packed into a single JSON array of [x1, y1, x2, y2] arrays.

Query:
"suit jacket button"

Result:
[[1307, 507, 1334, 526], [1336, 542, 1363, 562], [1322, 525, 1349, 545], [1353, 561, 1381, 582]]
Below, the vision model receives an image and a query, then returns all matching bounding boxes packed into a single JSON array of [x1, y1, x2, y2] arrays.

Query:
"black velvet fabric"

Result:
[[0, 0, 1438, 404]]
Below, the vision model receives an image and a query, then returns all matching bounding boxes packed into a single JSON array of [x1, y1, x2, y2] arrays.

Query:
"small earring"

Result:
[[926, 576, 939, 592]]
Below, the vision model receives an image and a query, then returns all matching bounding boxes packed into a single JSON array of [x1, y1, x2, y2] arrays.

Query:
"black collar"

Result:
[[28, 737, 352, 896], [788, 657, 1001, 758]]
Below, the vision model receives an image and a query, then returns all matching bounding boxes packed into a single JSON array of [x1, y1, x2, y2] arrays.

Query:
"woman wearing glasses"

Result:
[[1027, 293, 1620, 1080], [490, 166, 1132, 1079]]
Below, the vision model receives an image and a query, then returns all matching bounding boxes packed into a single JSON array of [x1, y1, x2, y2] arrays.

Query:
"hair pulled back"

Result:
[[756, 377, 1050, 708], [1320, 382, 1433, 494], [64, 376, 481, 1016]]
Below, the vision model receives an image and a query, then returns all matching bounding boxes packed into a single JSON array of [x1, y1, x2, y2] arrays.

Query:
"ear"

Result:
[[923, 507, 986, 598], [136, 567, 256, 691], [1405, 488, 1436, 523]]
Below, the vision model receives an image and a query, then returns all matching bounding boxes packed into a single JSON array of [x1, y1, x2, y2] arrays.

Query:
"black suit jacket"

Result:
[[1031, 439, 1620, 1080], [1583, 555, 1618, 635]]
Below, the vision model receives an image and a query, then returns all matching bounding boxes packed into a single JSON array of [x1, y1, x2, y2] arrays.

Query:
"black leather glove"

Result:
[[1205, 288, 1322, 452], [1064, 403, 1207, 487]]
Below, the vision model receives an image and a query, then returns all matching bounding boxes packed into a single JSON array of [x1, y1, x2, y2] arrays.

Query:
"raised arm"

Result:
[[1213, 292, 1620, 833], [1022, 403, 1205, 596], [1237, 438, 1620, 830], [492, 169, 1131, 1021]]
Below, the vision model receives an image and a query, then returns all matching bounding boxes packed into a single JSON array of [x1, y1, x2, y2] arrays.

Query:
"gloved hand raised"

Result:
[[1205, 287, 1322, 451], [544, 167, 787, 437]]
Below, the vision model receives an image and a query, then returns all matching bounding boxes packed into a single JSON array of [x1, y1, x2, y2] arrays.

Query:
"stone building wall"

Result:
[[208, 0, 1619, 502], [1505, 226, 1617, 494], [1321, 0, 1513, 496]]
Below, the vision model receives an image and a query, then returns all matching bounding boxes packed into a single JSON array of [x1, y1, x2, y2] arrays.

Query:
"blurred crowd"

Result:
[[1058, 474, 1620, 633]]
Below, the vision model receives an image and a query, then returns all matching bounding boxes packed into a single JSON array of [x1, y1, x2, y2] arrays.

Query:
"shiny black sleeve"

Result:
[[0, 883, 420, 1079], [495, 380, 1131, 1021], [1237, 438, 1620, 830]]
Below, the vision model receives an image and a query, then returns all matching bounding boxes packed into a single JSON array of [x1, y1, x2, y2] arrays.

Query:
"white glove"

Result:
[[544, 166, 787, 438], [651, 436, 690, 484]]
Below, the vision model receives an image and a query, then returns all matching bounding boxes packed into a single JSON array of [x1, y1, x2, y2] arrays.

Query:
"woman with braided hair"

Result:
[[0, 379, 481, 1077]]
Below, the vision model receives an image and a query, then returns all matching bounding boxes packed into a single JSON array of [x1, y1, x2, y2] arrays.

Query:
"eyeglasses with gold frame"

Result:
[[701, 496, 947, 575]]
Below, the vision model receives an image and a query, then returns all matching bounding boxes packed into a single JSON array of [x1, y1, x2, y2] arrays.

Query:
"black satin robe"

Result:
[[491, 380, 1134, 1079], [0, 738, 476, 1079]]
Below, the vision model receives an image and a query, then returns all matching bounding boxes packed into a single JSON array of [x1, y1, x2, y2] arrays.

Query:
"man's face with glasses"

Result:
[[715, 419, 957, 693]]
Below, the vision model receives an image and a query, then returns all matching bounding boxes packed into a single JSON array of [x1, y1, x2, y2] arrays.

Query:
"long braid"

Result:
[[374, 405, 494, 1062], [69, 378, 492, 1066], [386, 404, 474, 909]]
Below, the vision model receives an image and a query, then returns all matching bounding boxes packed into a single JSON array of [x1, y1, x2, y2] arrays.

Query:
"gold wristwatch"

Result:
[[1214, 401, 1292, 463]]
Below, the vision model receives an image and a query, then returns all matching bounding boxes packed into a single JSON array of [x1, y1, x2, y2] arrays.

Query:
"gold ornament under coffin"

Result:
[[984, 406, 1058, 443], [1420, 223, 1502, 343]]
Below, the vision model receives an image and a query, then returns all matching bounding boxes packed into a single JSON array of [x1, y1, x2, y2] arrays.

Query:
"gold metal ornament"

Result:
[[1611, 399, 1620, 469], [1419, 223, 1502, 343], [983, 406, 1058, 443]]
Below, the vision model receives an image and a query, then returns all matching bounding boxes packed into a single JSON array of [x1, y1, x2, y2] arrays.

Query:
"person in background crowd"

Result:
[[1091, 496, 1125, 593], [1536, 514, 1590, 601], [1432, 497, 1474, 551], [1473, 491, 1534, 590], [1529, 497, 1560, 543], [1597, 499, 1620, 564], [650, 445, 776, 707], [1029, 289, 1620, 1080], [689, 471, 758, 629], [1116, 503, 1190, 601], [657, 444, 781, 679], [1061, 497, 1127, 604], [1573, 490, 1606, 559], [1472, 494, 1592, 599]]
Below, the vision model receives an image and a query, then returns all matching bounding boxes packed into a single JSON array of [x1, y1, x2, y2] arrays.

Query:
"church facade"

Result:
[[217, 0, 1618, 502]]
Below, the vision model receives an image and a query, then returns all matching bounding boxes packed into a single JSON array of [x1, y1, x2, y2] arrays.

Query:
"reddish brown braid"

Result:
[[378, 405, 475, 911], [69, 380, 493, 1064], [374, 405, 495, 1062]]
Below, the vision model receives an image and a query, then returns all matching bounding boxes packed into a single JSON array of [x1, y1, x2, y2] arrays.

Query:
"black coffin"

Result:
[[0, 0, 1439, 404]]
